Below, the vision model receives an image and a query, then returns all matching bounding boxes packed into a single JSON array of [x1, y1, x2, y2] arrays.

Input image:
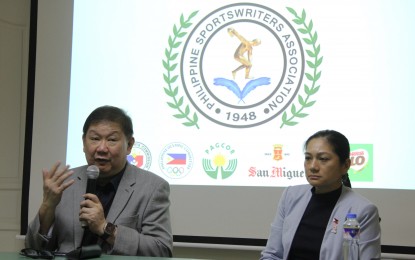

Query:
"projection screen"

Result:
[[26, 0, 415, 254]]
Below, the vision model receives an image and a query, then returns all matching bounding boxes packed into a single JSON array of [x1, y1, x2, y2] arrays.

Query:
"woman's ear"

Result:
[[344, 158, 351, 171]]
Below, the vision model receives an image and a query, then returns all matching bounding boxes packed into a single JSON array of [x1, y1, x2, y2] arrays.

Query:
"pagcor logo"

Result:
[[203, 142, 237, 179]]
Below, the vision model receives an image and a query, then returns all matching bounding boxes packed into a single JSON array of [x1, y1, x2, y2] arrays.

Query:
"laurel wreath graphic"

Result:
[[163, 11, 200, 129], [280, 8, 323, 128]]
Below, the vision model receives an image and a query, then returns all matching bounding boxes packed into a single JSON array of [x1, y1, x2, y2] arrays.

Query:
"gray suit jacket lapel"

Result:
[[106, 164, 136, 223]]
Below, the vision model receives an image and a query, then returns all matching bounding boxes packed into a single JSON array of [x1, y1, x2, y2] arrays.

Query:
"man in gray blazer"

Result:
[[25, 106, 173, 257]]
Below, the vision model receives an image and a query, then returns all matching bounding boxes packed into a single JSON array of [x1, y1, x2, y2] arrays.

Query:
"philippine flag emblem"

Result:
[[167, 153, 187, 165]]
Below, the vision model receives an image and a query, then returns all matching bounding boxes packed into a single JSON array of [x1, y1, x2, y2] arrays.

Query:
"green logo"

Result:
[[349, 144, 373, 182], [203, 143, 237, 180], [281, 8, 323, 128], [163, 11, 200, 129], [163, 6, 322, 129]]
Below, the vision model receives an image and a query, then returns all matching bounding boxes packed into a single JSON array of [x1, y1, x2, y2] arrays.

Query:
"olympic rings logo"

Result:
[[166, 167, 185, 175]]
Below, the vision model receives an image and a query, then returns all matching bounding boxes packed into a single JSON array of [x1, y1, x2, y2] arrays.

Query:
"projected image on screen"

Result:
[[66, 0, 414, 191], [29, 0, 415, 252]]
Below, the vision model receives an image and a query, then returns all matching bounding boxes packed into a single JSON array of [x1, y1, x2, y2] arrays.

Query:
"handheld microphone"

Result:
[[81, 165, 99, 228]]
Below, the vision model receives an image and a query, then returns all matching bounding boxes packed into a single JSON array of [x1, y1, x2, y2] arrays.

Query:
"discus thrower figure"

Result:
[[228, 27, 261, 79]]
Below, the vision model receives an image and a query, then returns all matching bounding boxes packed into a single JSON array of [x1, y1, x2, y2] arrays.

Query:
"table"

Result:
[[1, 252, 201, 260]]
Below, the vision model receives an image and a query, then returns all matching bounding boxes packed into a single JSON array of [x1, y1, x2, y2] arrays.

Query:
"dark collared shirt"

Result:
[[81, 163, 127, 247], [96, 164, 126, 217]]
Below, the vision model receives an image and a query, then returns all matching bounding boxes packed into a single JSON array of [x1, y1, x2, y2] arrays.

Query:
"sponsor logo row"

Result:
[[127, 142, 373, 182]]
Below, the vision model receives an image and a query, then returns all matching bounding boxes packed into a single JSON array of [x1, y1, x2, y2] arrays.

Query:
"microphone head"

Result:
[[86, 165, 99, 179]]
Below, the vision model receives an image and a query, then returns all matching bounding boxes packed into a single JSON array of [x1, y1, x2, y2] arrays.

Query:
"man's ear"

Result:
[[127, 137, 135, 151]]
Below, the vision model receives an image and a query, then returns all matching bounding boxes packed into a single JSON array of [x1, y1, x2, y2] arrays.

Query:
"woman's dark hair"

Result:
[[82, 105, 134, 139], [304, 129, 352, 188]]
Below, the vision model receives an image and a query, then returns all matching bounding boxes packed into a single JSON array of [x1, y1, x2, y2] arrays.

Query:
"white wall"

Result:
[[0, 0, 29, 252]]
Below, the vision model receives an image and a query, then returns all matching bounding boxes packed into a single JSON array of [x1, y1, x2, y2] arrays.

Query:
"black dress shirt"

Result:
[[81, 164, 127, 246]]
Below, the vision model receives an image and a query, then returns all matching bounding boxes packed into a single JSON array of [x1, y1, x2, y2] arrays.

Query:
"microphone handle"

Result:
[[85, 178, 97, 195], [81, 178, 98, 228]]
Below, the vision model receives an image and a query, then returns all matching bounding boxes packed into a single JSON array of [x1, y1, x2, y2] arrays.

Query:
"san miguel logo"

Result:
[[273, 144, 283, 161], [163, 3, 322, 129]]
